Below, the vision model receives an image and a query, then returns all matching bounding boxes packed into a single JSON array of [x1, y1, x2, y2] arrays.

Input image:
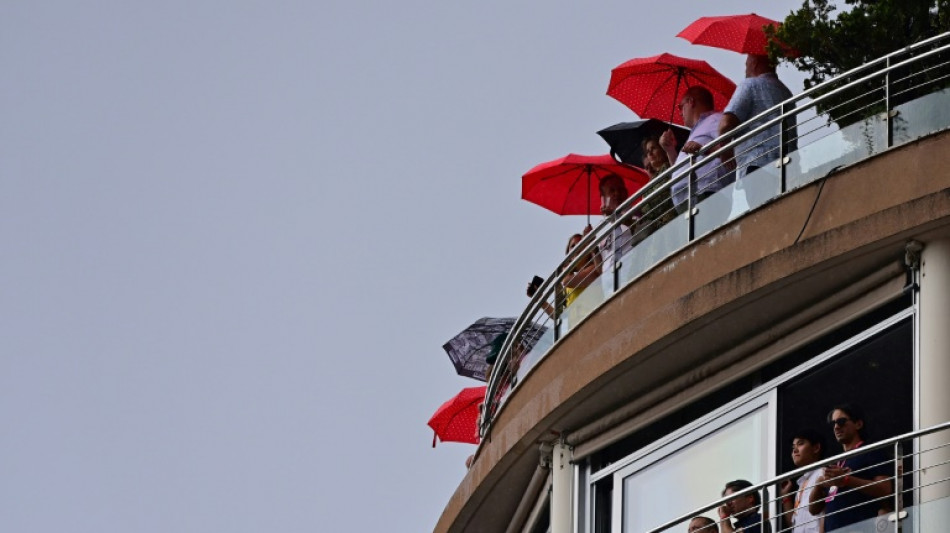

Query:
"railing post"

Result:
[[779, 102, 787, 194], [892, 441, 902, 532], [885, 56, 894, 148], [687, 154, 696, 241]]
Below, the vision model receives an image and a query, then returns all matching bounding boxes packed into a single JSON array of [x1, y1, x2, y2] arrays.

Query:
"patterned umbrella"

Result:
[[442, 317, 547, 382], [676, 13, 782, 55], [521, 153, 650, 225], [607, 53, 736, 126], [427, 385, 486, 447]]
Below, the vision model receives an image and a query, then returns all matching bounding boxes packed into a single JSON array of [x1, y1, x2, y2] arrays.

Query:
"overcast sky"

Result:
[[1, 1, 807, 531]]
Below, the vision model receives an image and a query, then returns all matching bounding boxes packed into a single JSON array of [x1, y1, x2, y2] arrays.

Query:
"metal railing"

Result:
[[480, 33, 950, 437], [646, 421, 950, 533]]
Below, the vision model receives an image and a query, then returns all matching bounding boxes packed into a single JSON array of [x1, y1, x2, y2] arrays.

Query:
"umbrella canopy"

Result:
[[427, 385, 486, 447], [442, 317, 548, 382], [607, 53, 736, 125], [676, 13, 782, 55], [521, 153, 650, 223], [598, 119, 691, 167]]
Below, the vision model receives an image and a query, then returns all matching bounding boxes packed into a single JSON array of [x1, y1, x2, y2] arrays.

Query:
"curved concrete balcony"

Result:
[[436, 34, 950, 533]]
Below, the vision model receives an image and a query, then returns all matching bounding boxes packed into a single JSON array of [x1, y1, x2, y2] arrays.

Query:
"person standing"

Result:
[[808, 404, 892, 531], [719, 479, 770, 533], [660, 86, 732, 212], [780, 429, 825, 533], [718, 54, 794, 179]]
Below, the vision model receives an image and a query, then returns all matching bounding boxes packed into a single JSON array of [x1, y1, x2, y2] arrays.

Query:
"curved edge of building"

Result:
[[435, 129, 950, 533]]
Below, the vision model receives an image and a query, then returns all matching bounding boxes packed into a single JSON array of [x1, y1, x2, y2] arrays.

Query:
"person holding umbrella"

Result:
[[630, 135, 676, 241], [659, 86, 732, 214]]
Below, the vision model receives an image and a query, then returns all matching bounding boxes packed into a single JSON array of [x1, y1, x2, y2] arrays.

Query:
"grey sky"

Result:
[[1, 1, 806, 531]]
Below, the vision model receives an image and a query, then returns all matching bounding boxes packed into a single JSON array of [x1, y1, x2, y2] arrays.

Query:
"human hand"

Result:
[[780, 479, 794, 497], [681, 140, 703, 154], [821, 466, 850, 486], [583, 224, 593, 235], [659, 129, 677, 151], [718, 504, 730, 520]]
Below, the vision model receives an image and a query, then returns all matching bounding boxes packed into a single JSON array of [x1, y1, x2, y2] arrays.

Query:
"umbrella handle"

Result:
[[586, 166, 591, 226], [669, 68, 683, 125]]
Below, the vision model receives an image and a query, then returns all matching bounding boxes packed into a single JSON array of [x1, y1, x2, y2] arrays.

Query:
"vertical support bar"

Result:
[[885, 56, 893, 148], [891, 441, 902, 532], [551, 441, 573, 533], [779, 102, 787, 194], [918, 239, 950, 524], [687, 155, 696, 242]]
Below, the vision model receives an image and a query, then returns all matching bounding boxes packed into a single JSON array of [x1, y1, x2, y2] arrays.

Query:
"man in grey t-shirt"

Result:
[[719, 54, 794, 179]]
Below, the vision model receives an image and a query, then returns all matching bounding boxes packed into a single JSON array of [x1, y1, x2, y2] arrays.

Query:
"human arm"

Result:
[[779, 479, 796, 528], [717, 112, 741, 170], [563, 250, 602, 290], [659, 128, 679, 167], [718, 505, 736, 533]]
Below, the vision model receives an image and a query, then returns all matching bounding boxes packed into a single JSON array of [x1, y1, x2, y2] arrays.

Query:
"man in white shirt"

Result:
[[660, 86, 732, 212]]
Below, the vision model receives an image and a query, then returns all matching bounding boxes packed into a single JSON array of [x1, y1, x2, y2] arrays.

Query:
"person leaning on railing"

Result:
[[660, 86, 732, 216], [808, 404, 892, 532], [718, 54, 794, 179]]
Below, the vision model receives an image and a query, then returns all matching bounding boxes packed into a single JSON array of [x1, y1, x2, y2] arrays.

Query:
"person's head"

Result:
[[828, 403, 867, 447], [722, 479, 759, 517], [745, 54, 777, 77], [688, 515, 719, 532], [565, 233, 583, 255], [641, 135, 670, 176], [790, 428, 824, 467], [679, 86, 715, 128], [599, 173, 629, 216]]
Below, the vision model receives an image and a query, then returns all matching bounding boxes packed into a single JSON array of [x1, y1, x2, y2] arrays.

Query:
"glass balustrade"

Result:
[[481, 37, 950, 433]]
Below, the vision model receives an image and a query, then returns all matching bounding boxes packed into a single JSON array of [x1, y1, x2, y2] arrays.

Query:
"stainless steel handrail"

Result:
[[646, 420, 950, 533], [481, 33, 950, 437]]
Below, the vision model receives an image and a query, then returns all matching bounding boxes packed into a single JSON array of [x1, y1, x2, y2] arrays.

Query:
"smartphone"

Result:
[[527, 275, 544, 297]]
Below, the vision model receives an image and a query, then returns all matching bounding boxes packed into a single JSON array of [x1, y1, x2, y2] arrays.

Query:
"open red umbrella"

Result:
[[521, 153, 650, 224], [676, 13, 782, 56], [428, 386, 486, 447], [607, 53, 736, 125]]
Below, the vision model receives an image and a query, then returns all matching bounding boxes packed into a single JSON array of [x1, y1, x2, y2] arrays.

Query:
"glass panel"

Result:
[[903, 493, 950, 533], [892, 87, 950, 147], [787, 113, 887, 191], [618, 212, 688, 286], [621, 407, 769, 533], [693, 185, 735, 238], [511, 319, 555, 389]]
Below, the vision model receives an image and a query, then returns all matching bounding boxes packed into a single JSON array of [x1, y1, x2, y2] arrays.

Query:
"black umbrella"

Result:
[[597, 119, 691, 167], [442, 317, 548, 382]]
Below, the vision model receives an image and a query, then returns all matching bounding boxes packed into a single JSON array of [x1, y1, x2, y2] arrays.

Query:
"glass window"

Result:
[[617, 399, 772, 533]]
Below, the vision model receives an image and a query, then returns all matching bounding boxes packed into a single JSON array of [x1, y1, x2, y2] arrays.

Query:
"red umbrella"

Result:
[[607, 53, 736, 125], [676, 13, 782, 56], [428, 386, 486, 447], [521, 153, 650, 224]]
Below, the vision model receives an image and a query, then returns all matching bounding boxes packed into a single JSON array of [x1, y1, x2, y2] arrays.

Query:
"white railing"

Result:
[[647, 421, 950, 533]]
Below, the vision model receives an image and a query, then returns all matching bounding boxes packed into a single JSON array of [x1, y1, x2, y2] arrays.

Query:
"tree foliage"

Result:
[[768, 0, 950, 89]]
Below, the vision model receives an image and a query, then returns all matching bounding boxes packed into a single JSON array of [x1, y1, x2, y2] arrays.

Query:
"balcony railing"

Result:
[[481, 33, 950, 436], [647, 420, 950, 533]]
